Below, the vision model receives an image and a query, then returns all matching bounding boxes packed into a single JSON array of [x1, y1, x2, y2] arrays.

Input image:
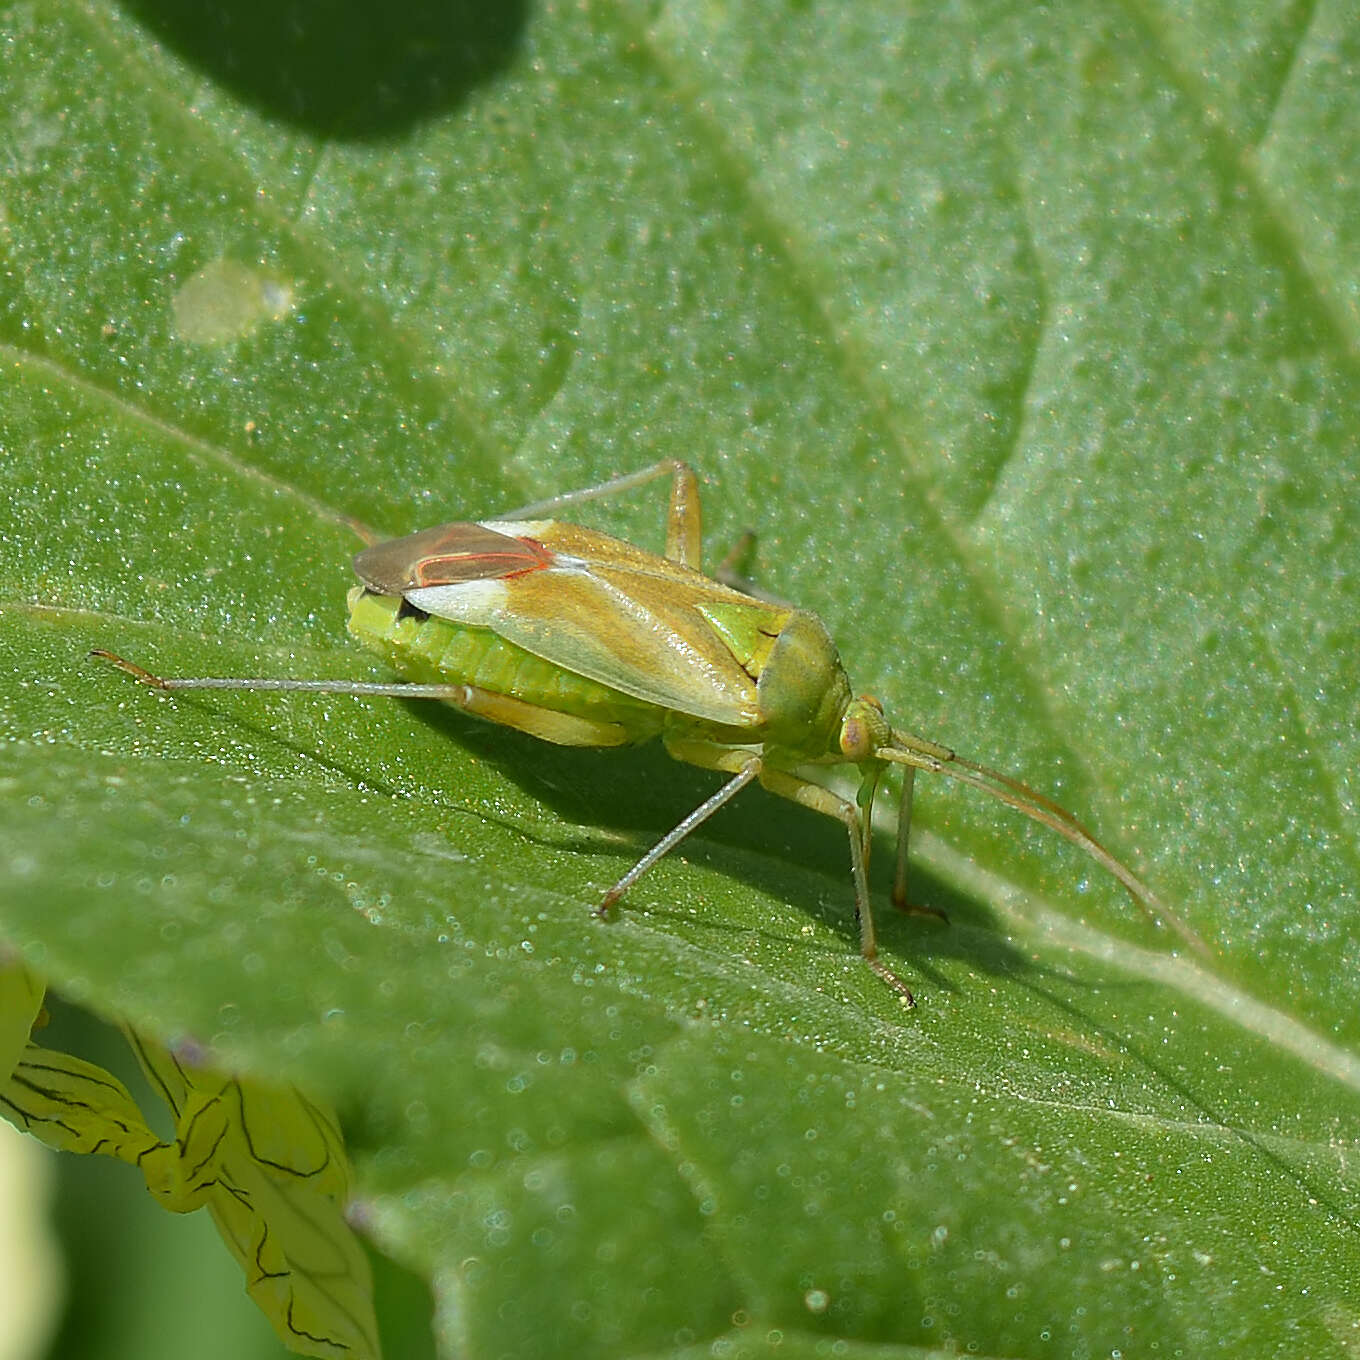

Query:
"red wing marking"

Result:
[[354, 522, 554, 594], [414, 535, 553, 587]]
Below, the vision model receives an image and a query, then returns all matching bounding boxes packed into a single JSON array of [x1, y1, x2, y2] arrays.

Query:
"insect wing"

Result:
[[353, 521, 553, 593], [366, 520, 781, 728]]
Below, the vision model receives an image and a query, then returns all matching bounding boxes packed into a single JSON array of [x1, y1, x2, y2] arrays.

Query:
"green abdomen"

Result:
[[347, 589, 666, 739]]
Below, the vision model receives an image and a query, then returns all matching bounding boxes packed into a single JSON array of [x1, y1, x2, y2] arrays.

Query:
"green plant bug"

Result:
[[93, 461, 1199, 1003]]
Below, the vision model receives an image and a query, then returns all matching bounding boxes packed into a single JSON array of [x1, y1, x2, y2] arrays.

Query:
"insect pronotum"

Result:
[[94, 461, 1196, 1003]]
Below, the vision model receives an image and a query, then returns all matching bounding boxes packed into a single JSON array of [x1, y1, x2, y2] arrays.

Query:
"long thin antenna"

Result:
[[880, 734, 1208, 958]]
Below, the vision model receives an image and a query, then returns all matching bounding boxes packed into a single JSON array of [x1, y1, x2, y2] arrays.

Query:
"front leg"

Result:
[[665, 737, 915, 1004], [889, 764, 948, 922], [598, 755, 760, 913]]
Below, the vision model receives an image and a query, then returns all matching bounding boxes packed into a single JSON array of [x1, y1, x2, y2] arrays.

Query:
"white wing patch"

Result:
[[405, 578, 511, 622]]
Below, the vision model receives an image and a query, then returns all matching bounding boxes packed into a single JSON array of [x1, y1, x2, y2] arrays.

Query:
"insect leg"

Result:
[[754, 767, 916, 1004], [598, 760, 760, 913], [497, 460, 703, 568], [710, 530, 793, 605], [664, 737, 914, 1001], [660, 461, 702, 569], [892, 763, 916, 908], [711, 529, 757, 592], [434, 687, 635, 747], [889, 766, 948, 921]]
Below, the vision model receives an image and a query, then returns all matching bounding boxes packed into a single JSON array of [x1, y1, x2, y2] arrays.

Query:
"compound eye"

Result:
[[839, 714, 874, 761], [839, 695, 889, 761]]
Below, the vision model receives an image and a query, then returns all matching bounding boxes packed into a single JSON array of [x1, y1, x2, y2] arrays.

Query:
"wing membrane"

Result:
[[354, 521, 553, 593]]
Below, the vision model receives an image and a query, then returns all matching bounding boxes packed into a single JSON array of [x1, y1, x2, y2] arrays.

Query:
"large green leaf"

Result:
[[3, 2, 1358, 1356]]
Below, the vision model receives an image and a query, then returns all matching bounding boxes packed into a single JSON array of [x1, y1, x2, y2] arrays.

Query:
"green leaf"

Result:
[[3, 2, 1358, 1356], [1, 1015, 381, 1359]]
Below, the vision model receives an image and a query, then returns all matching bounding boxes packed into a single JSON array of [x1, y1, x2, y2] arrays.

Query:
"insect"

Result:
[[94, 461, 1195, 1002]]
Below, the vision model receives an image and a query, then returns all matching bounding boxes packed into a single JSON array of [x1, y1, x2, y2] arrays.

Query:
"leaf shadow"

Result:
[[119, 0, 530, 139]]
